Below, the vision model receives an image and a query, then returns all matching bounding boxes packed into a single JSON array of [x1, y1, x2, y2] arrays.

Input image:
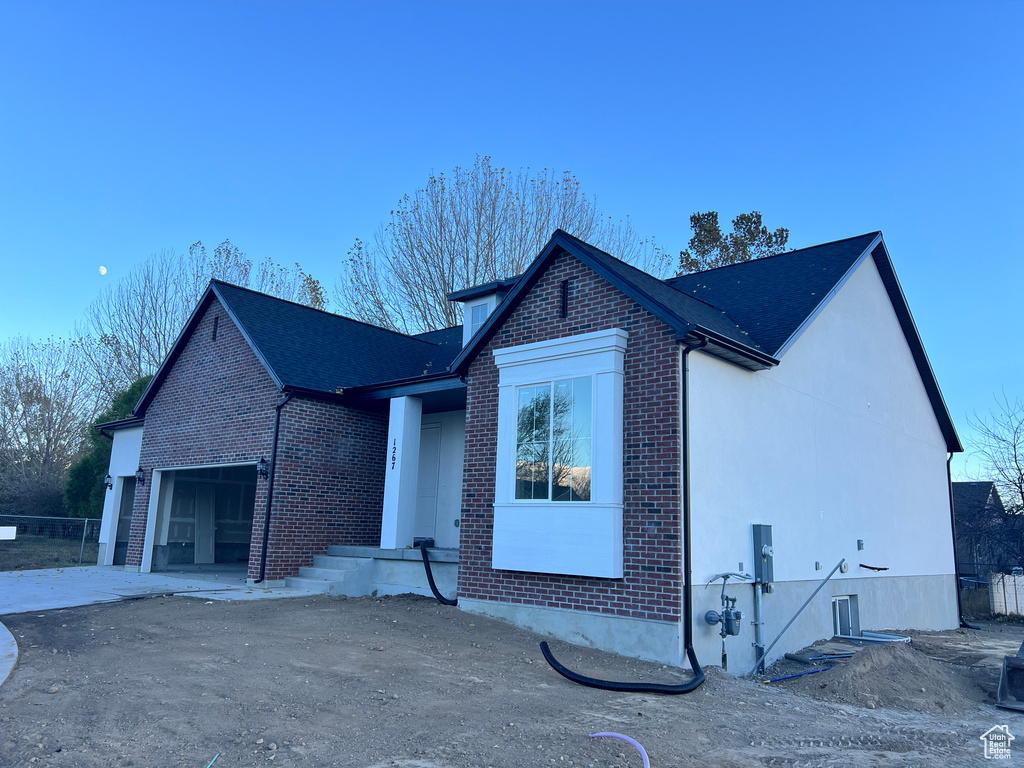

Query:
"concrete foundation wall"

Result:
[[460, 572, 956, 673], [459, 597, 685, 667], [373, 558, 457, 600], [690, 573, 958, 672]]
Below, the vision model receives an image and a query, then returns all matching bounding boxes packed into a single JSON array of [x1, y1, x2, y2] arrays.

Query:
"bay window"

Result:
[[491, 328, 627, 578]]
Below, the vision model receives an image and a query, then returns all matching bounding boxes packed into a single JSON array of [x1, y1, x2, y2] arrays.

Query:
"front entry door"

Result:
[[414, 424, 441, 540], [195, 483, 216, 564]]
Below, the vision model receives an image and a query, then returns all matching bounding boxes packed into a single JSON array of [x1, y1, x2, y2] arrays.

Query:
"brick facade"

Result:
[[127, 296, 387, 580], [459, 251, 684, 622], [258, 395, 386, 580]]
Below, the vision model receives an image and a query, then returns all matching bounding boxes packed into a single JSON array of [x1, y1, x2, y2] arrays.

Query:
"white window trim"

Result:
[[492, 328, 627, 578]]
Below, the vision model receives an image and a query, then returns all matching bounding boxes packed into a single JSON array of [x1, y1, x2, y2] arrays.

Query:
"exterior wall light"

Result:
[[257, 457, 269, 479], [135, 467, 146, 485], [104, 474, 114, 490]]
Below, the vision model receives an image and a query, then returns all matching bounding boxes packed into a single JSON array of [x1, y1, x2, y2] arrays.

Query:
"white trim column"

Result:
[[380, 396, 423, 549]]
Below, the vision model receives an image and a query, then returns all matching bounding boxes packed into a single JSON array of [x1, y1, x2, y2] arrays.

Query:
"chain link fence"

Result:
[[0, 515, 102, 572]]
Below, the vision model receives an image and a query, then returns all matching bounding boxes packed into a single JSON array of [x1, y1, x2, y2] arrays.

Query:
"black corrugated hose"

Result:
[[537, 338, 709, 695], [418, 540, 457, 606], [539, 641, 706, 694]]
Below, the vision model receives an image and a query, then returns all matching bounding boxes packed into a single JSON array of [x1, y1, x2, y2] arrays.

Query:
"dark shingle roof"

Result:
[[132, 283, 467, 418], [565, 235, 756, 348], [665, 232, 880, 355], [450, 228, 960, 452], [414, 326, 463, 346], [953, 482, 1004, 514], [212, 282, 460, 391]]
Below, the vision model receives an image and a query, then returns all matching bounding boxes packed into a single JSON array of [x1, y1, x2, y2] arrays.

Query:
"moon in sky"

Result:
[[99, 266, 107, 275]]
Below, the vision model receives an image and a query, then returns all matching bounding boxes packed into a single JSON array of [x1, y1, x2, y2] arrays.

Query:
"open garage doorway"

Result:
[[149, 465, 256, 571]]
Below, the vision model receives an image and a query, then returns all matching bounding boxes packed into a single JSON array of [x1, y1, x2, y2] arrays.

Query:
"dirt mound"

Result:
[[783, 641, 988, 713]]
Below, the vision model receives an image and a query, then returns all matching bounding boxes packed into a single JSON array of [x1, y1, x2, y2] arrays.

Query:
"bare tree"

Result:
[[334, 156, 668, 333], [81, 240, 327, 399], [969, 394, 1024, 515], [0, 336, 99, 515], [966, 394, 1024, 569]]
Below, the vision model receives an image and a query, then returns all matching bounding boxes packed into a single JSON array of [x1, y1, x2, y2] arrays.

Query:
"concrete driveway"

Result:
[[0, 565, 321, 688]]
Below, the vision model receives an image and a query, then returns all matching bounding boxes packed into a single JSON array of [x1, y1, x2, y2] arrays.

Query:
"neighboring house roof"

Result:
[[131, 281, 463, 418], [953, 482, 1005, 515], [450, 229, 962, 452]]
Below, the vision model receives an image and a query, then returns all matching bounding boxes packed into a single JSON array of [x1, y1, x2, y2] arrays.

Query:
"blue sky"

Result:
[[1, 1, 1022, 476]]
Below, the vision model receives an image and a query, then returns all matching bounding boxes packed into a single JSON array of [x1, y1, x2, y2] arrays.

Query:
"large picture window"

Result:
[[515, 378, 592, 501]]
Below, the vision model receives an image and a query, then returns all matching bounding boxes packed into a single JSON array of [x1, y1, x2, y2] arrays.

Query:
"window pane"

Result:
[[516, 442, 540, 500], [471, 304, 488, 335], [516, 385, 551, 500], [572, 377, 592, 438], [569, 438, 592, 501], [551, 378, 592, 502], [551, 431, 572, 502], [516, 379, 590, 502]]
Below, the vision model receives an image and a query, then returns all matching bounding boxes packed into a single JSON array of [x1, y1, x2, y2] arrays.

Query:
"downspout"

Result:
[[538, 337, 709, 694], [947, 453, 976, 629], [679, 337, 709, 682], [254, 391, 293, 584]]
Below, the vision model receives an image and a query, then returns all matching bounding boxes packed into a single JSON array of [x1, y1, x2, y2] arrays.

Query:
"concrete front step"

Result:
[[282, 575, 352, 595], [286, 548, 458, 599], [311, 555, 374, 572], [327, 544, 459, 563], [285, 555, 374, 595]]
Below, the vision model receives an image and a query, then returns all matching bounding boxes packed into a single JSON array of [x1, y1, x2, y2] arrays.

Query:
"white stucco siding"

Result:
[[689, 254, 954, 586], [98, 426, 144, 555]]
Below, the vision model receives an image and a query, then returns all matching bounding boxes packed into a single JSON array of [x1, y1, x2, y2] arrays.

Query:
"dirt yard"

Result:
[[0, 594, 1018, 767]]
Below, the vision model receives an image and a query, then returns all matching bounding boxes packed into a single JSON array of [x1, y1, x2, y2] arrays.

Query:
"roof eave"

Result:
[[771, 233, 882, 360], [93, 415, 145, 435], [447, 277, 520, 302], [449, 233, 688, 374], [868, 237, 963, 453], [449, 231, 777, 376], [679, 327, 778, 371]]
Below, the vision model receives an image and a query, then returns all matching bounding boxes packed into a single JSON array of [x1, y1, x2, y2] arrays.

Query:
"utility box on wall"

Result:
[[753, 524, 774, 587]]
